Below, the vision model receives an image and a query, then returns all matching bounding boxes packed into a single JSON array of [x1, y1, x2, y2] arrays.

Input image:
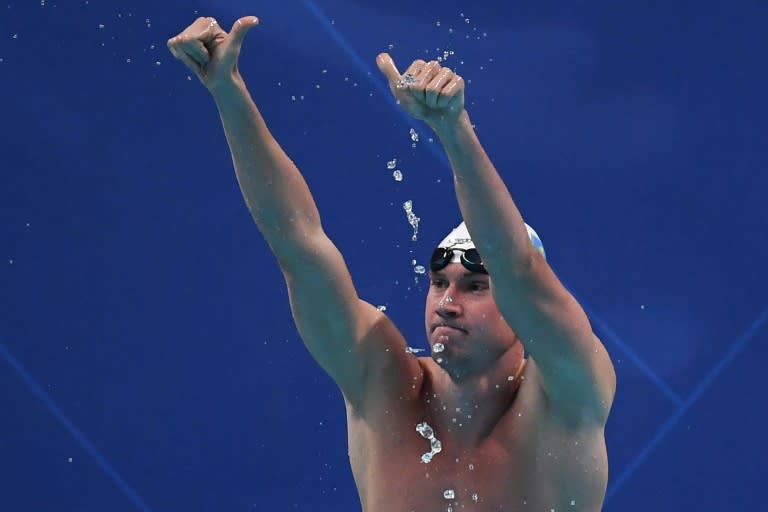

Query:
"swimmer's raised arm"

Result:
[[167, 19, 421, 409], [377, 53, 615, 427]]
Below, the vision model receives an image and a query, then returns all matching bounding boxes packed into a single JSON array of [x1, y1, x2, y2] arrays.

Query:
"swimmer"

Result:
[[168, 15, 616, 512]]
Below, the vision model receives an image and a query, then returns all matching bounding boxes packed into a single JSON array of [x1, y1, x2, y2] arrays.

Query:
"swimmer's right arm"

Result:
[[167, 17, 422, 409]]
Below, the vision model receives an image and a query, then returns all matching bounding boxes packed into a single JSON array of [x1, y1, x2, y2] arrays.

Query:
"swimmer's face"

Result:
[[425, 263, 518, 365]]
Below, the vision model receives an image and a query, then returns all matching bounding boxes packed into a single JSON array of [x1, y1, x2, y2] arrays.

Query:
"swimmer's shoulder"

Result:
[[340, 313, 426, 414]]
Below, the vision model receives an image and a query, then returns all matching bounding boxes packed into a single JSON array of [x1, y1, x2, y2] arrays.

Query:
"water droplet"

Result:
[[443, 489, 455, 500], [416, 422, 434, 437], [410, 128, 420, 142], [396, 73, 417, 89], [414, 265, 426, 274], [387, 158, 397, 169], [433, 343, 445, 353], [376, 305, 387, 311]]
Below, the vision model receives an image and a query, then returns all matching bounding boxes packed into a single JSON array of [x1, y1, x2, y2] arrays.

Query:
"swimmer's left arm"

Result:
[[377, 53, 616, 428], [438, 115, 615, 427]]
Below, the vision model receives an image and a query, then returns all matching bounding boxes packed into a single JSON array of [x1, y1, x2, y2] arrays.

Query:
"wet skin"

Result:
[[345, 264, 609, 511]]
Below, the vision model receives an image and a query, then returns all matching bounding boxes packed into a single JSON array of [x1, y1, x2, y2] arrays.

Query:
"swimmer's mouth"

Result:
[[431, 323, 467, 334]]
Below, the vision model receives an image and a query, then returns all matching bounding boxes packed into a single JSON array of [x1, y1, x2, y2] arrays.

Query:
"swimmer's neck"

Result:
[[423, 352, 525, 445]]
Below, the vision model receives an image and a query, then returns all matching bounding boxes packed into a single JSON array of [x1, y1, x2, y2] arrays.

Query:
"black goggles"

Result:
[[429, 247, 487, 274]]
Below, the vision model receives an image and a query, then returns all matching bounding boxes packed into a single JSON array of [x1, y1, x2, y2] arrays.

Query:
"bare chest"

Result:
[[346, 400, 607, 512]]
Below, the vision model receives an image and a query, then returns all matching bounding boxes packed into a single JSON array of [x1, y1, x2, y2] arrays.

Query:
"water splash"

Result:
[[416, 422, 442, 463], [403, 200, 420, 241]]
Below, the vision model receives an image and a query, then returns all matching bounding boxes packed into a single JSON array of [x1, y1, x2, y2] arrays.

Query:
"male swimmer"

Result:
[[168, 15, 616, 511]]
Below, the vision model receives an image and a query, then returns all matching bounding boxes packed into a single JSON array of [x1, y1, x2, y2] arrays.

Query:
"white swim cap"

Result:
[[437, 221, 546, 261]]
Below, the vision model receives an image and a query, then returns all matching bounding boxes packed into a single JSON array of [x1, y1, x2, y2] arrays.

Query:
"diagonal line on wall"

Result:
[[0, 340, 156, 512], [299, 0, 451, 168], [578, 299, 684, 406], [605, 304, 768, 502]]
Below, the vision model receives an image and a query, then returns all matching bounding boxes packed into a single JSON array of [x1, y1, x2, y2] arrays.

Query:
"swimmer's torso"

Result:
[[345, 357, 609, 512]]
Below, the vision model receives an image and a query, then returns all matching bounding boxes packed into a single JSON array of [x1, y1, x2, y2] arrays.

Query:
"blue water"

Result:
[[2, 1, 767, 510]]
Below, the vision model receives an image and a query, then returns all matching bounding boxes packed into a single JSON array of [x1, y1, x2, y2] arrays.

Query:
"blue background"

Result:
[[2, 1, 766, 510]]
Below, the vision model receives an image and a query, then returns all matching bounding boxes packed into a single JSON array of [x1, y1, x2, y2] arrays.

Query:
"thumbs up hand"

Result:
[[376, 53, 466, 128], [168, 16, 259, 92]]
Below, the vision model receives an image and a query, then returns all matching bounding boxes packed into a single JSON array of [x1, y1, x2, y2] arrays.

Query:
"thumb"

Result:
[[376, 52, 402, 84], [228, 16, 259, 50]]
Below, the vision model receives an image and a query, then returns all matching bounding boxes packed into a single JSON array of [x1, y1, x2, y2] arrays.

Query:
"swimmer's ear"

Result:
[[376, 53, 402, 84]]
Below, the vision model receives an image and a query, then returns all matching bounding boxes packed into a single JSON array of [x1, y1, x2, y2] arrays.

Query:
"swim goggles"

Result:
[[429, 247, 487, 274]]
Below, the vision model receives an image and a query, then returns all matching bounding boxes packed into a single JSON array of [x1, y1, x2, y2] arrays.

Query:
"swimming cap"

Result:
[[437, 221, 546, 261]]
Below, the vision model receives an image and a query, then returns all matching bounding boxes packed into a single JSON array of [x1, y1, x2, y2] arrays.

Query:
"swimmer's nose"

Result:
[[437, 295, 462, 318]]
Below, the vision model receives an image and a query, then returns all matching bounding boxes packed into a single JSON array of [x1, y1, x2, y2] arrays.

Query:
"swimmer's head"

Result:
[[429, 221, 546, 274]]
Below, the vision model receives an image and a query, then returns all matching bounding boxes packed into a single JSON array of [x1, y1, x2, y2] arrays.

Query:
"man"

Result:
[[168, 15, 616, 512]]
